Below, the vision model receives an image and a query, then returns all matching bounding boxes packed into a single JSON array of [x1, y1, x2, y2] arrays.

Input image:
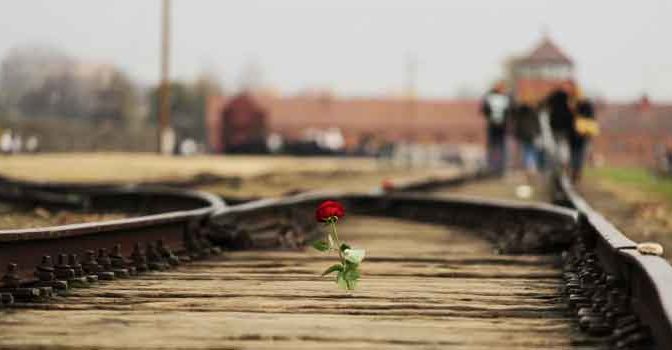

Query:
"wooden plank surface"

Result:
[[0, 216, 603, 349]]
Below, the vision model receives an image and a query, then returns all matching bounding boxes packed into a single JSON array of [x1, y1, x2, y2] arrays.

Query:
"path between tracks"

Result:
[[0, 216, 602, 349]]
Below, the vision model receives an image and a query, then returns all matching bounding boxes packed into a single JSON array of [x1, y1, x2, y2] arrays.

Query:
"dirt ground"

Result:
[[438, 172, 551, 202], [0, 153, 464, 199], [0, 202, 128, 229]]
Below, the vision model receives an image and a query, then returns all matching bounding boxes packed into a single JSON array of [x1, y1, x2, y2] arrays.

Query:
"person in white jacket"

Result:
[[480, 82, 512, 175]]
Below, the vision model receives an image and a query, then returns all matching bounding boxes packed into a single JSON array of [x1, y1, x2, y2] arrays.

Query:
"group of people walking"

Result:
[[480, 80, 599, 183]]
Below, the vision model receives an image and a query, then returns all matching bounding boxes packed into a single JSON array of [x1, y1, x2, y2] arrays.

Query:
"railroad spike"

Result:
[[111, 244, 136, 276], [98, 248, 128, 278], [130, 243, 149, 273], [54, 254, 76, 281], [146, 242, 169, 271], [184, 229, 206, 259], [35, 255, 68, 291], [157, 239, 180, 267], [83, 250, 114, 281], [0, 263, 43, 303], [69, 254, 97, 283], [97, 248, 113, 271], [197, 228, 222, 255], [35, 255, 55, 281], [56, 253, 89, 288], [2, 263, 22, 288]]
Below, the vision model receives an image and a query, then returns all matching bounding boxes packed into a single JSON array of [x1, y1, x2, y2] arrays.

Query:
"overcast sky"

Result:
[[1, 0, 671, 101]]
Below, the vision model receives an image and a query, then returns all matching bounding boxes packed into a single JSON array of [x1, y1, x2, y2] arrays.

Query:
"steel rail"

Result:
[[208, 188, 578, 258], [0, 185, 225, 294], [554, 175, 672, 349]]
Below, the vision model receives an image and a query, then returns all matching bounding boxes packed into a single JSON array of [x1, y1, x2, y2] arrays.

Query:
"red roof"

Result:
[[519, 37, 573, 65]]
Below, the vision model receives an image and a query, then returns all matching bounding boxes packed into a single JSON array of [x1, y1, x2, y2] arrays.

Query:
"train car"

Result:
[[219, 93, 268, 154]]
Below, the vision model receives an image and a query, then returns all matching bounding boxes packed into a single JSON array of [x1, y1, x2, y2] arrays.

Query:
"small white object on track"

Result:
[[515, 185, 533, 199]]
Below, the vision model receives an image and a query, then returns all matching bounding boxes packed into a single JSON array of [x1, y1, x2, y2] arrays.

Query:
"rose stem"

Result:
[[330, 218, 345, 263]]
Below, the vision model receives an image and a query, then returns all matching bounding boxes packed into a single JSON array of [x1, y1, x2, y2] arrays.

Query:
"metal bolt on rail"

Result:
[[156, 239, 180, 267], [111, 244, 136, 276], [197, 228, 222, 255], [184, 229, 207, 259], [146, 242, 169, 271], [99, 248, 129, 278], [0, 263, 40, 302], [34, 255, 68, 291], [54, 254, 75, 281], [1, 264, 43, 302], [130, 243, 149, 273], [69, 253, 97, 283], [55, 253, 88, 288], [83, 250, 114, 281]]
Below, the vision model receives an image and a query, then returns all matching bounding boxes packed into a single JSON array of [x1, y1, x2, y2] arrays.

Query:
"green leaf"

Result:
[[321, 264, 343, 276], [336, 264, 360, 290], [337, 269, 358, 290], [343, 248, 366, 264], [339, 243, 351, 252], [336, 271, 348, 290], [311, 240, 329, 252], [343, 266, 361, 281]]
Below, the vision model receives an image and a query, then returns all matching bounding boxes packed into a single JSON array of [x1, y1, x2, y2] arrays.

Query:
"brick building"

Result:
[[206, 37, 671, 166], [507, 36, 574, 105], [206, 94, 483, 153]]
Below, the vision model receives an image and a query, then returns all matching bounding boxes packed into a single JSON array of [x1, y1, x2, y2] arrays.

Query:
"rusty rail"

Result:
[[0, 185, 225, 301]]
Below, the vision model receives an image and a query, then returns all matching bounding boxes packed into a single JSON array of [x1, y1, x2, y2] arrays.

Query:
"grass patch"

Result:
[[586, 167, 672, 203]]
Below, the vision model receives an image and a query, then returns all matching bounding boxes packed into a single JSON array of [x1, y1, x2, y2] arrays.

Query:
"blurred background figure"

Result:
[[25, 135, 39, 153], [512, 101, 542, 181], [543, 81, 575, 173], [179, 138, 198, 156], [480, 81, 512, 176], [541, 81, 599, 183], [0, 129, 13, 154], [571, 89, 599, 183]]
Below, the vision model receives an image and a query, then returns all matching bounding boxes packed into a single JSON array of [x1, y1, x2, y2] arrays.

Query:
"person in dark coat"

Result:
[[480, 82, 512, 175], [570, 96, 597, 182], [543, 82, 597, 183], [543, 81, 576, 172], [512, 103, 541, 178]]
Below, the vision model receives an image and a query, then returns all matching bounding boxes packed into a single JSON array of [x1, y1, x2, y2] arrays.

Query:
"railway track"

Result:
[[0, 170, 670, 349]]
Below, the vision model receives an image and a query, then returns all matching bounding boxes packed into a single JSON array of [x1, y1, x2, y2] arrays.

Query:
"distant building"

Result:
[[214, 93, 268, 154], [206, 93, 482, 154], [507, 36, 574, 105], [205, 36, 672, 166], [506, 36, 672, 166]]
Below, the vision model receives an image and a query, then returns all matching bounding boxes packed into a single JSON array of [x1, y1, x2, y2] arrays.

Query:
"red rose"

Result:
[[315, 200, 345, 222]]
